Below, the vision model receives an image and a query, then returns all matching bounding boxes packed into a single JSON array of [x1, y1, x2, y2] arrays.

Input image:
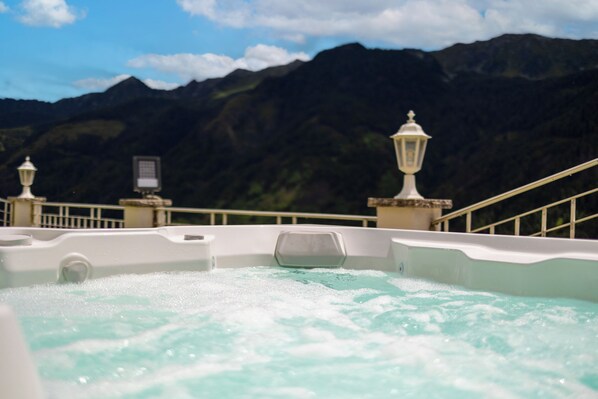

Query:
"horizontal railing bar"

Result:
[[472, 212, 597, 235], [43, 202, 125, 211], [469, 188, 597, 233], [433, 158, 597, 225], [577, 213, 598, 224], [501, 213, 596, 238], [529, 223, 570, 237], [545, 222, 572, 234], [167, 207, 376, 222], [470, 225, 494, 234]]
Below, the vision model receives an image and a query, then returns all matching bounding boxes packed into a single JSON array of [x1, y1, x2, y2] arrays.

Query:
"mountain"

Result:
[[0, 61, 305, 130], [0, 34, 596, 237], [432, 33, 598, 79], [171, 61, 304, 100]]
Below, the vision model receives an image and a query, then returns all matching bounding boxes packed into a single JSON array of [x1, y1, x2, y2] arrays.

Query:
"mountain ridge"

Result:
[[433, 33, 598, 79], [0, 34, 596, 236]]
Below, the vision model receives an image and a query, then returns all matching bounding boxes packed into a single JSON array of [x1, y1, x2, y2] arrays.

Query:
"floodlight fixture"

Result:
[[133, 156, 162, 197]]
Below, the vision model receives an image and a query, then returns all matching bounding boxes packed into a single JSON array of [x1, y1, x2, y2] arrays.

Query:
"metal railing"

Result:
[[40, 202, 125, 228], [166, 207, 377, 227], [3, 159, 594, 237], [432, 159, 597, 238], [35, 202, 376, 228], [0, 198, 11, 227], [0, 197, 374, 229]]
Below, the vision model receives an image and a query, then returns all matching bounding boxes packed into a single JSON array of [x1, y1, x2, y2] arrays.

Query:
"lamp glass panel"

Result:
[[405, 140, 417, 168], [19, 170, 33, 186], [417, 139, 428, 167], [393, 140, 403, 168]]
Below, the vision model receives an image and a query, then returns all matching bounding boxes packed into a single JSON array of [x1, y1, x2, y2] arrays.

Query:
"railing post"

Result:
[[466, 212, 472, 233], [570, 199, 576, 239], [222, 213, 228, 225], [210, 213, 215, 225], [154, 206, 167, 227], [32, 201, 43, 227], [2, 201, 9, 226], [514, 217, 520, 236], [541, 208, 547, 237]]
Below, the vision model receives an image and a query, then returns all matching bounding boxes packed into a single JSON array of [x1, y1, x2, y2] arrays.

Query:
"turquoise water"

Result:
[[1, 267, 597, 399]]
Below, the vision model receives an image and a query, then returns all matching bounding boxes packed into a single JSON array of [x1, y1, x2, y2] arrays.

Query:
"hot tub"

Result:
[[1, 225, 597, 399]]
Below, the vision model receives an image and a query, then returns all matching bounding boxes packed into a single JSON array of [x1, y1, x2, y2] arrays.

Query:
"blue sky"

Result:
[[1, 0, 597, 102]]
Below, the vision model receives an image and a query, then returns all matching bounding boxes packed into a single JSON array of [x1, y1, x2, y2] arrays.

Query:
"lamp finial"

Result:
[[407, 110, 415, 123]]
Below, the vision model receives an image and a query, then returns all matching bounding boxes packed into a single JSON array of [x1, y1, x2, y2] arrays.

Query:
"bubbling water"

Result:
[[1, 267, 597, 399]]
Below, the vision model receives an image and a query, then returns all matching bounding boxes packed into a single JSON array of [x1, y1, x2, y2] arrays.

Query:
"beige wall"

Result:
[[123, 206, 155, 228], [376, 207, 442, 230], [9, 198, 45, 227]]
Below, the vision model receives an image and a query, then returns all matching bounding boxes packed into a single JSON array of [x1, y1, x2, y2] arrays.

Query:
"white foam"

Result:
[[36, 323, 182, 356], [2, 267, 597, 399], [250, 387, 316, 398]]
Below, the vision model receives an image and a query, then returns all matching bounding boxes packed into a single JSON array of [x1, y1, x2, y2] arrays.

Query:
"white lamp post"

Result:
[[17, 156, 37, 199], [391, 110, 431, 199]]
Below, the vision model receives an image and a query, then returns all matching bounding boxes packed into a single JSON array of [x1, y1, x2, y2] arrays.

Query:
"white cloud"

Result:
[[18, 0, 80, 28], [177, 0, 598, 49], [128, 44, 310, 82], [142, 78, 180, 91], [177, 0, 216, 18], [74, 74, 180, 92], [0, 2, 9, 13], [243, 44, 309, 70], [177, 0, 250, 27]]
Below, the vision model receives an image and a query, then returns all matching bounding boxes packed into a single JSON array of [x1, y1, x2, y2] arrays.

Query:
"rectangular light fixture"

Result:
[[133, 156, 161, 196]]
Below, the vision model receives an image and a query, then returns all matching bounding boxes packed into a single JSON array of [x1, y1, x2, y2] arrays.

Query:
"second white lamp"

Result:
[[391, 110, 431, 199]]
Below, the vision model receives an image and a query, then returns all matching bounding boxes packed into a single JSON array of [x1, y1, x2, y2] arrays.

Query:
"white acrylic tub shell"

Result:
[[0, 229, 214, 287], [0, 225, 596, 301], [0, 304, 44, 399]]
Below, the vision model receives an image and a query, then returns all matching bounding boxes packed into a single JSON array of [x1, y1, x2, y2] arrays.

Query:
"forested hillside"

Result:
[[0, 34, 596, 236]]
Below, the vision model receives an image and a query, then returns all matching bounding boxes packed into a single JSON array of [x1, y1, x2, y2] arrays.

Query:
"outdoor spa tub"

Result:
[[1, 225, 597, 398]]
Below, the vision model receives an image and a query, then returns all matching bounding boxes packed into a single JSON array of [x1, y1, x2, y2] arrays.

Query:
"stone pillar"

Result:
[[8, 197, 47, 227], [119, 196, 172, 228], [368, 198, 452, 230]]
